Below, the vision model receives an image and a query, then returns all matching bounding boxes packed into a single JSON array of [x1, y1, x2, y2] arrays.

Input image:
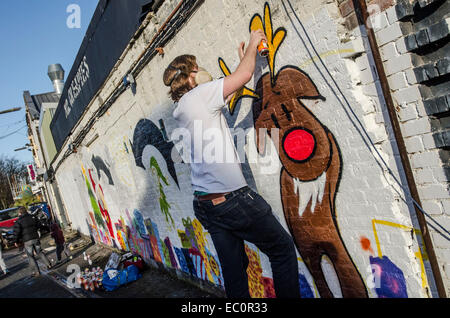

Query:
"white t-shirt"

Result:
[[173, 78, 247, 193]]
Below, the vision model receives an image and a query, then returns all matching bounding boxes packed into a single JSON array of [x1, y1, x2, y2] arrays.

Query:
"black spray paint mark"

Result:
[[91, 154, 114, 186], [131, 118, 179, 188]]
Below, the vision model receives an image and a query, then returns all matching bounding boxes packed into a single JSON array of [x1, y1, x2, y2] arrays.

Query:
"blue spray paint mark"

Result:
[[133, 209, 149, 239], [181, 248, 197, 277], [174, 247, 190, 274], [299, 274, 314, 298], [370, 256, 408, 298]]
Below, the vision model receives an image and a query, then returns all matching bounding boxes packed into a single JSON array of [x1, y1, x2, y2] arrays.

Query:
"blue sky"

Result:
[[0, 0, 98, 164]]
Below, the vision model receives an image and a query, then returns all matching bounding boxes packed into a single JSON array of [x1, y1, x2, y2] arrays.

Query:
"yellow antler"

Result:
[[218, 58, 259, 115], [250, 2, 286, 84]]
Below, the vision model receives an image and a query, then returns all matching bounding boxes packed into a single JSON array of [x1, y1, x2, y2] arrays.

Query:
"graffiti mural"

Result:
[[114, 216, 130, 251], [82, 164, 116, 247], [360, 234, 408, 298], [177, 217, 224, 286], [217, 2, 367, 297], [369, 256, 408, 298], [80, 160, 230, 290], [78, 4, 326, 299], [245, 244, 272, 298], [56, 0, 434, 299], [131, 119, 180, 226], [359, 219, 431, 297], [372, 219, 429, 291], [131, 118, 179, 187], [128, 117, 228, 285], [150, 156, 174, 226], [91, 154, 114, 186], [299, 273, 315, 298], [251, 3, 366, 298], [145, 219, 163, 263], [218, 58, 259, 115]]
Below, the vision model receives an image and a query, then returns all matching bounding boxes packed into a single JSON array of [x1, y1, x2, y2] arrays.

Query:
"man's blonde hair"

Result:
[[163, 54, 197, 102]]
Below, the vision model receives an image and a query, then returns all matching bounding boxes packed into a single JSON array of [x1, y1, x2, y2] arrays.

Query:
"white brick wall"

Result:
[[387, 72, 408, 91], [376, 22, 403, 46], [356, 0, 450, 297], [49, 0, 449, 298]]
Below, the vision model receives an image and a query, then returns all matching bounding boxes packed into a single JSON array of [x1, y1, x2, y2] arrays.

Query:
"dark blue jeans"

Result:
[[193, 186, 300, 298], [56, 244, 70, 261]]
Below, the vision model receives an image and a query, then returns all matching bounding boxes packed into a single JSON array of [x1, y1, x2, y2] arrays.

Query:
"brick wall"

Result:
[[50, 0, 448, 297], [335, 0, 449, 296]]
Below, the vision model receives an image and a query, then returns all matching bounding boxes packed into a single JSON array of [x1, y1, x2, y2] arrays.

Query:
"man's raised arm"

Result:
[[223, 29, 267, 100]]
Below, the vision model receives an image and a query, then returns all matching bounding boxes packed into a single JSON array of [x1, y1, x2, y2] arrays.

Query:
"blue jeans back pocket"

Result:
[[200, 195, 251, 231]]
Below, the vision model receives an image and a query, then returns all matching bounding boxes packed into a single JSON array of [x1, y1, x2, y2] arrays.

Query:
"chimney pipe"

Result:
[[47, 64, 65, 95]]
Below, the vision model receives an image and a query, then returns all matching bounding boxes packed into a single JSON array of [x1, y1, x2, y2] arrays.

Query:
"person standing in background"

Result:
[[0, 236, 9, 276], [13, 207, 52, 277], [50, 222, 71, 264]]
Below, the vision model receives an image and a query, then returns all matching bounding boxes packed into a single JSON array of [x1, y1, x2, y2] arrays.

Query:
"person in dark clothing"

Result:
[[50, 222, 70, 263], [0, 237, 9, 275], [13, 207, 52, 276]]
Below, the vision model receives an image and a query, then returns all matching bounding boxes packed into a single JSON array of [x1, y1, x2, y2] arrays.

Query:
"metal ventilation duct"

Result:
[[48, 64, 65, 95]]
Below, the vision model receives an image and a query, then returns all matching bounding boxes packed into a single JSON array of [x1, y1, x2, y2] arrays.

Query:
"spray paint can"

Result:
[[258, 40, 269, 57]]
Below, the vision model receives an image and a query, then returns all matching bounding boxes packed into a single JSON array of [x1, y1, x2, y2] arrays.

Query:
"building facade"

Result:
[[23, 69, 69, 226], [48, 0, 449, 297]]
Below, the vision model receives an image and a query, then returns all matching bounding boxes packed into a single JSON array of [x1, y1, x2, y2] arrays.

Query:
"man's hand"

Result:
[[14, 243, 19, 248], [249, 29, 267, 51], [223, 30, 267, 100], [238, 29, 266, 61]]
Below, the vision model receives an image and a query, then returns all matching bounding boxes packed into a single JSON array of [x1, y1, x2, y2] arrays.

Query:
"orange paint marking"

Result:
[[360, 236, 374, 255]]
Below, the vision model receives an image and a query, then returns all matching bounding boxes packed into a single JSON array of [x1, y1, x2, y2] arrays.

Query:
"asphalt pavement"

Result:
[[0, 230, 223, 298], [0, 242, 76, 298]]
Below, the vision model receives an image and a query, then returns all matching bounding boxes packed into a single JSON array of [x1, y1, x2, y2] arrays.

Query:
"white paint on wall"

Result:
[[50, 0, 438, 298], [293, 172, 326, 217]]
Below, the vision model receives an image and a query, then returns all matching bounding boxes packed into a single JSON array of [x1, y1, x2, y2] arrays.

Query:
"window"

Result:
[[0, 208, 19, 221]]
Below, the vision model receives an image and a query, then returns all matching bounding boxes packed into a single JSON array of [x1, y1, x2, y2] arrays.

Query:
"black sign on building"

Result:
[[50, 0, 156, 151]]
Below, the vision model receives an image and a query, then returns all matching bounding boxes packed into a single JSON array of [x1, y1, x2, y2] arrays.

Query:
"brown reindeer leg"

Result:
[[280, 168, 333, 298], [323, 132, 368, 298]]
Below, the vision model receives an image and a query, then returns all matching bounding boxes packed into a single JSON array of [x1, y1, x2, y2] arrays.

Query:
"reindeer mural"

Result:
[[220, 3, 368, 298]]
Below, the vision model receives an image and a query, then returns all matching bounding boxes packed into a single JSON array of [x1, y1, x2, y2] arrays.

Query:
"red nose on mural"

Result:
[[282, 127, 316, 162]]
